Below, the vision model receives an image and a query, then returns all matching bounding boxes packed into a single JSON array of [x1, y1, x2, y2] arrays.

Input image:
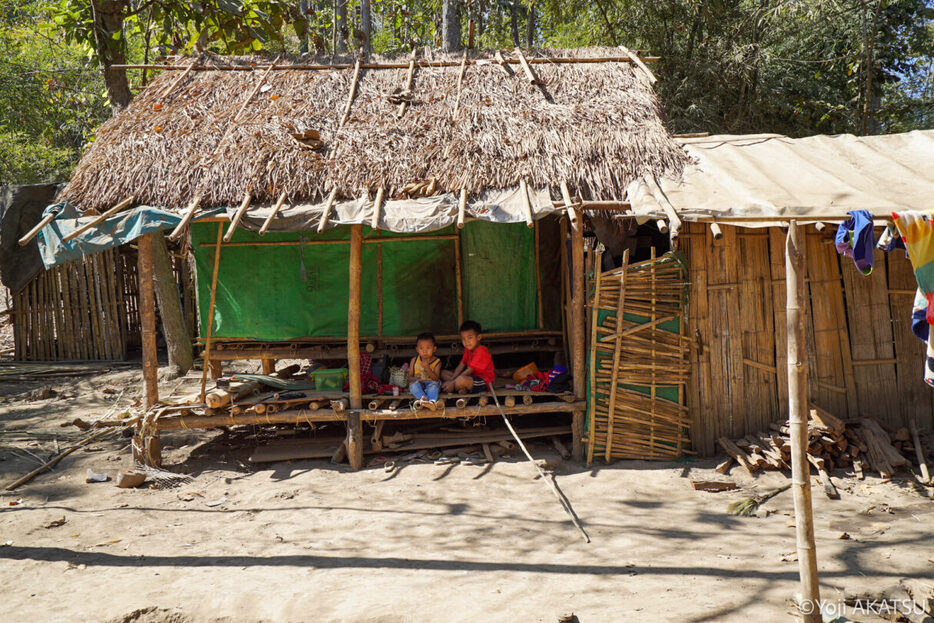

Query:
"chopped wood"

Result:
[[809, 404, 845, 437], [690, 479, 738, 492], [715, 457, 733, 475], [717, 437, 758, 474]]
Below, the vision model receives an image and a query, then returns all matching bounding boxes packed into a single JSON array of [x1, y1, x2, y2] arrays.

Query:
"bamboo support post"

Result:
[[454, 232, 464, 327], [346, 224, 364, 469], [376, 244, 383, 336], [223, 191, 252, 242], [259, 191, 288, 236], [18, 209, 60, 246], [571, 214, 586, 460], [370, 186, 385, 230], [339, 59, 363, 128], [786, 220, 821, 621], [200, 223, 224, 401], [519, 179, 535, 228], [560, 182, 579, 231], [63, 197, 134, 242], [169, 191, 203, 241], [457, 188, 467, 229], [317, 188, 338, 233], [398, 50, 417, 117], [535, 220, 544, 329], [452, 51, 468, 121]]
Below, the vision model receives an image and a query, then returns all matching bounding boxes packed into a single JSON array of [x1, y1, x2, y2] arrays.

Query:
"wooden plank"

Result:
[[682, 223, 714, 456], [707, 225, 744, 440], [840, 251, 897, 427]]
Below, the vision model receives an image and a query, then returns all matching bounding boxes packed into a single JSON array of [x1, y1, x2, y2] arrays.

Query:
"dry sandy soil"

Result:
[[1, 366, 933, 623]]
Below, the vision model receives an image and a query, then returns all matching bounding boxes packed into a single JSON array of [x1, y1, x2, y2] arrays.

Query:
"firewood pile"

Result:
[[718, 405, 931, 484]]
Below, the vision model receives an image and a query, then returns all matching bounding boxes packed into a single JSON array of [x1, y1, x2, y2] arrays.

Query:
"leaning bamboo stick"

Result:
[[586, 247, 604, 465], [63, 196, 134, 243], [339, 59, 363, 129], [223, 191, 252, 242], [398, 50, 417, 117], [457, 188, 467, 229], [18, 208, 61, 247], [317, 188, 338, 233], [4, 428, 112, 490], [618, 44, 657, 84], [605, 249, 630, 462], [519, 179, 534, 228], [258, 191, 288, 236], [560, 182, 580, 231], [370, 186, 385, 230], [514, 48, 539, 84], [161, 59, 199, 98], [452, 51, 468, 122]]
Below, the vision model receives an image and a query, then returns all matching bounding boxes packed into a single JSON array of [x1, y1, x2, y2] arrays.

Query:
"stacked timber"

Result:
[[718, 406, 920, 481]]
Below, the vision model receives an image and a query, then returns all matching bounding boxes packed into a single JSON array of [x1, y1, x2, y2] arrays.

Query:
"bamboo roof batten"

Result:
[[112, 55, 661, 72]]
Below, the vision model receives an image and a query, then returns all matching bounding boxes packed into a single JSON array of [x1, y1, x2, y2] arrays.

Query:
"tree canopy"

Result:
[[1, 0, 931, 185]]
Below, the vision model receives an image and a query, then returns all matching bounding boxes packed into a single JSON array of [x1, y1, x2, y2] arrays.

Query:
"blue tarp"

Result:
[[36, 203, 223, 268]]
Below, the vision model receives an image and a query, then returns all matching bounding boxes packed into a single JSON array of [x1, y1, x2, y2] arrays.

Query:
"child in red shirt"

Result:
[[441, 320, 495, 394]]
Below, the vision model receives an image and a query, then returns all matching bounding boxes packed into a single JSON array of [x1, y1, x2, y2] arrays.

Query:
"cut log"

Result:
[[808, 405, 845, 437], [717, 437, 759, 474], [715, 457, 734, 475], [204, 364, 300, 409], [690, 480, 738, 492]]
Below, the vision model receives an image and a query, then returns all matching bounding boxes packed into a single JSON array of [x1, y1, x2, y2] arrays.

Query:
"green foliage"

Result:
[[0, 131, 74, 184]]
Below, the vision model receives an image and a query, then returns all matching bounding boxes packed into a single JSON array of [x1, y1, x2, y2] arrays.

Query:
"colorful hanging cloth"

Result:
[[911, 290, 934, 387], [835, 210, 876, 274], [893, 211, 934, 325]]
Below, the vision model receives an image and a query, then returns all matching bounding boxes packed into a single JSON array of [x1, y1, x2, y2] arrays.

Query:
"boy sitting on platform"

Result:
[[409, 332, 442, 410], [441, 320, 495, 394]]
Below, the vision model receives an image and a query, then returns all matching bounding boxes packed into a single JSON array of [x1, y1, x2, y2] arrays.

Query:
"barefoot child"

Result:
[[409, 333, 442, 410], [441, 320, 495, 394]]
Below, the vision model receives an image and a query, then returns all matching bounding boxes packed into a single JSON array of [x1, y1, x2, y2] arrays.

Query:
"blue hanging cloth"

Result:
[[835, 210, 876, 275]]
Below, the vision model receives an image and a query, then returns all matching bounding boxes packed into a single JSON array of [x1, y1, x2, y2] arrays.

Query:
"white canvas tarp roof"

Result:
[[627, 130, 934, 226]]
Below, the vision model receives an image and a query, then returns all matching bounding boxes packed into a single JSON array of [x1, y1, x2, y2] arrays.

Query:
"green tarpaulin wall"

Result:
[[190, 220, 541, 340]]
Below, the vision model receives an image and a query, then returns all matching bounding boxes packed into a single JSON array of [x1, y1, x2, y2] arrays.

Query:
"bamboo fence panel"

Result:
[[587, 250, 690, 462]]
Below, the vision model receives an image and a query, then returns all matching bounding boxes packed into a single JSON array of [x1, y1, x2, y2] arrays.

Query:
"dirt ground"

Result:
[[1, 366, 933, 623]]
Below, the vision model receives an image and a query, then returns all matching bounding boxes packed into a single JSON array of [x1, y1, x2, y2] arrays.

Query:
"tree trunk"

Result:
[[360, 0, 371, 54], [442, 0, 461, 52], [335, 0, 348, 53], [151, 231, 193, 377], [510, 2, 520, 47], [295, 0, 309, 53], [525, 3, 535, 48], [90, 0, 132, 114]]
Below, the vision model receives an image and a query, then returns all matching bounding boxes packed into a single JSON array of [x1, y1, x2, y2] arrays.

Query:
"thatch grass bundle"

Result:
[[61, 47, 689, 213]]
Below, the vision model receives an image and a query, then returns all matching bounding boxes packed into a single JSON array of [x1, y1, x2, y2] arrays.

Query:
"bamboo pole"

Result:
[[259, 191, 288, 236], [339, 59, 363, 129], [586, 247, 604, 465], [570, 212, 585, 461], [317, 188, 338, 233], [560, 217, 571, 367], [534, 220, 543, 329], [161, 59, 199, 98], [199, 233, 460, 248], [376, 244, 383, 336], [370, 186, 385, 230], [346, 224, 364, 470], [454, 232, 464, 328], [398, 50, 417, 117], [223, 191, 253, 242], [18, 208, 60, 247], [604, 249, 629, 463], [63, 197, 134, 243], [138, 234, 159, 409], [786, 220, 821, 622], [519, 179, 535, 228], [452, 51, 468, 122], [114, 56, 661, 72], [200, 224, 224, 402], [457, 188, 467, 229], [560, 182, 579, 231], [514, 48, 540, 84]]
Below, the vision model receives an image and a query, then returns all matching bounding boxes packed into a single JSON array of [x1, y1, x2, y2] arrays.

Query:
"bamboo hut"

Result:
[[34, 48, 691, 469]]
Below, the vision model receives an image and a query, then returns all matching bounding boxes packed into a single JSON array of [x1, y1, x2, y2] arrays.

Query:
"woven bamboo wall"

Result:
[[681, 222, 934, 456], [12, 249, 129, 361]]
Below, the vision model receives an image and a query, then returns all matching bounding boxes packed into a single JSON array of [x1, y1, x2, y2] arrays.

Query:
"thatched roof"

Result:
[[62, 48, 690, 213]]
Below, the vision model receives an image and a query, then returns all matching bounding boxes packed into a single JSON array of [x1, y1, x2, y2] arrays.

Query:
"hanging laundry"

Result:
[[835, 210, 876, 274], [911, 290, 934, 387], [876, 224, 907, 255], [893, 211, 934, 325]]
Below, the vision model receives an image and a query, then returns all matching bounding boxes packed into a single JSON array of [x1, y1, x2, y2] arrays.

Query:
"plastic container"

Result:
[[310, 368, 348, 392]]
